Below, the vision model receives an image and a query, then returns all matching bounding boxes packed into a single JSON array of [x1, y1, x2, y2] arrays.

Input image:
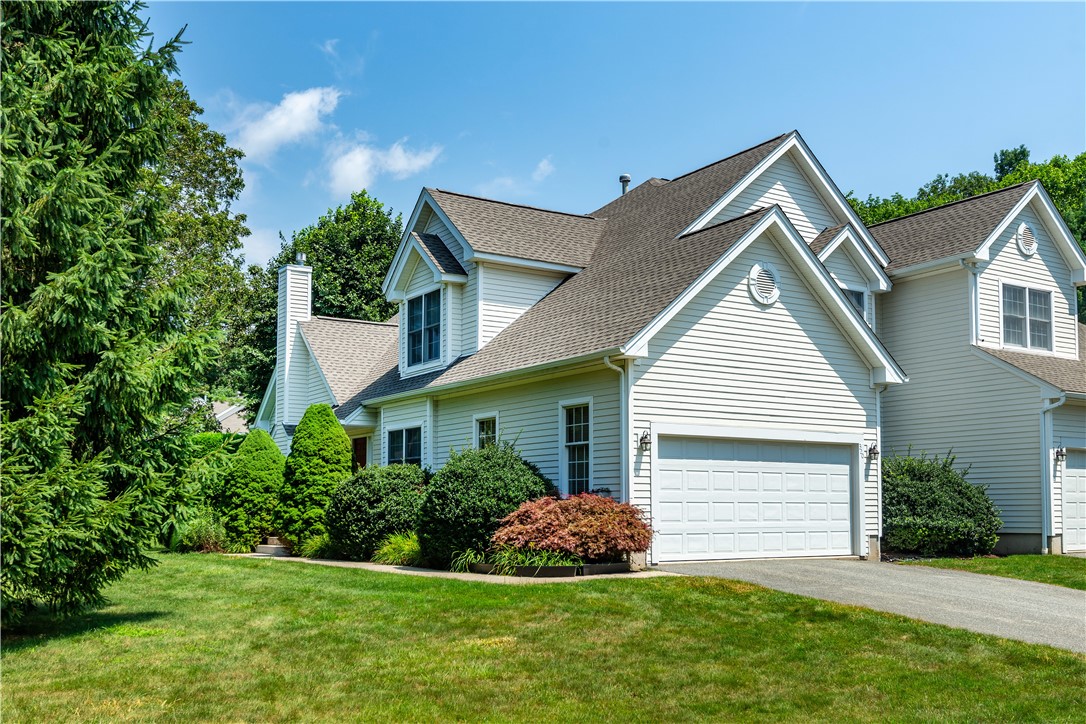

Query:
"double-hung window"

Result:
[[1002, 284, 1052, 351], [387, 427, 422, 466], [475, 416, 497, 448], [562, 403, 590, 495], [407, 290, 441, 366]]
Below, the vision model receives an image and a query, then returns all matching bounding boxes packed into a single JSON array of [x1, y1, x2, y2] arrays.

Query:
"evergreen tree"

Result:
[[219, 430, 285, 550], [1, 1, 216, 620], [276, 404, 352, 549]]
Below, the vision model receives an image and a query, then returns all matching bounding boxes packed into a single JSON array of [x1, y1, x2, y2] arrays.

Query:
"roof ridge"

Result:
[[428, 188, 599, 220], [668, 132, 789, 183], [308, 315, 399, 327], [869, 180, 1036, 228], [676, 205, 773, 239]]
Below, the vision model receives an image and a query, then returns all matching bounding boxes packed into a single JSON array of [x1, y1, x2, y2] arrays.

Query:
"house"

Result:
[[212, 401, 249, 434], [870, 183, 1086, 554]]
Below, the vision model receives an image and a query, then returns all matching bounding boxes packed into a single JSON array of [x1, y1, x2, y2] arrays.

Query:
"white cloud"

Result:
[[320, 38, 340, 57], [475, 176, 519, 198], [532, 156, 555, 182], [236, 87, 342, 163], [327, 138, 442, 196], [243, 227, 287, 268]]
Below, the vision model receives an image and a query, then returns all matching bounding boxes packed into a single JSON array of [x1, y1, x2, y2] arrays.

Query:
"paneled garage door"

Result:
[[1063, 450, 1086, 553], [654, 436, 854, 562]]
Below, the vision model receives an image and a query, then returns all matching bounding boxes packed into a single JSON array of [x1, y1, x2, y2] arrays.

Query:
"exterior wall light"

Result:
[[867, 443, 880, 461], [1055, 447, 1067, 463], [639, 430, 652, 452]]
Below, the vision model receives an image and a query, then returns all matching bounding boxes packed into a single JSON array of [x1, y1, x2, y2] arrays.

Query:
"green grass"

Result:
[[3, 555, 1084, 722], [904, 554, 1086, 590]]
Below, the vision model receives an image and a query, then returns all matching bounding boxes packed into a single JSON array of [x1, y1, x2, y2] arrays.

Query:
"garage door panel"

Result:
[[1064, 450, 1085, 552], [655, 436, 854, 561]]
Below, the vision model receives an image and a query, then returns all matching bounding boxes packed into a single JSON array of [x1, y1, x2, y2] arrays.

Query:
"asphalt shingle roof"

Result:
[[297, 316, 399, 418], [869, 182, 1035, 273], [979, 326, 1086, 395], [809, 224, 847, 255], [413, 232, 465, 275]]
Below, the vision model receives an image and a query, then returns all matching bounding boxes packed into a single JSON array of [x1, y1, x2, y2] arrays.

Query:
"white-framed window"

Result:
[[387, 427, 422, 465], [559, 398, 592, 495], [407, 289, 441, 366], [473, 412, 499, 448], [843, 289, 865, 316], [1002, 284, 1052, 351]]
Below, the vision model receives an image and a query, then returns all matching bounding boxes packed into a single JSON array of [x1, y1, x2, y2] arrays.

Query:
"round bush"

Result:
[[418, 442, 554, 568], [326, 464, 427, 561], [276, 404, 352, 549], [218, 429, 285, 549], [492, 494, 652, 563], [882, 452, 1002, 556]]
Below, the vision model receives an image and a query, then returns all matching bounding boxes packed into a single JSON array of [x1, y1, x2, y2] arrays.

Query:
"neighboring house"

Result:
[[870, 183, 1086, 554], [212, 401, 249, 434]]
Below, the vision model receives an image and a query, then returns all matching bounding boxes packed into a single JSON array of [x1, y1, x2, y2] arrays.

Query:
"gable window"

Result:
[[407, 289, 441, 366], [844, 289, 865, 315], [387, 427, 422, 465], [1002, 284, 1052, 351], [562, 402, 590, 495], [475, 414, 498, 448]]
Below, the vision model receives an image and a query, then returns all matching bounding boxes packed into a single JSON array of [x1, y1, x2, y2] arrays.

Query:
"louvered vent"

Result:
[[1016, 222, 1037, 256], [748, 262, 780, 305]]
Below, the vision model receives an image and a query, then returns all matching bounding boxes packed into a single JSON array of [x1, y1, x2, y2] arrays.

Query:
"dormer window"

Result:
[[407, 289, 441, 366]]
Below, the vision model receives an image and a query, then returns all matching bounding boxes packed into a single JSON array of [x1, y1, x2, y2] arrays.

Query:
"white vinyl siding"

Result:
[[977, 205, 1077, 358], [307, 349, 333, 407], [399, 257, 448, 375], [479, 263, 565, 348], [423, 209, 468, 264], [709, 152, 839, 243], [286, 344, 312, 423], [380, 399, 429, 467], [879, 269, 1045, 532], [276, 265, 312, 426], [629, 232, 879, 548], [421, 211, 478, 356], [431, 368, 621, 495], [821, 245, 875, 325]]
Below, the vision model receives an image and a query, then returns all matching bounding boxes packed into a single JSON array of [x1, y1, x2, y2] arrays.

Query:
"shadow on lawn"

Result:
[[1, 609, 170, 654]]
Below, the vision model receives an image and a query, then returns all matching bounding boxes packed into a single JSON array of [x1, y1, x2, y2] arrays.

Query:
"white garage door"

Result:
[[654, 436, 854, 562], [1063, 450, 1086, 553]]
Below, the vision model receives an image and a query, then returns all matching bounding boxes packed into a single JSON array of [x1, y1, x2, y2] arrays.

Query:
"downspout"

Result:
[[959, 259, 980, 345], [1039, 394, 1066, 554], [602, 356, 628, 502], [874, 384, 887, 539]]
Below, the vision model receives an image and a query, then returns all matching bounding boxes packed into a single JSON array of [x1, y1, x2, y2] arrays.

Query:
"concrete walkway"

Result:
[[660, 558, 1086, 653]]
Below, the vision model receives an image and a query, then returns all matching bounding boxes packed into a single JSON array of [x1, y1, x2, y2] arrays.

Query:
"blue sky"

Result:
[[145, 1, 1086, 267]]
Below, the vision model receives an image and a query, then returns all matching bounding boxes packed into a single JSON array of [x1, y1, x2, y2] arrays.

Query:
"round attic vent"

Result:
[[748, 262, 780, 305], [1016, 222, 1037, 256]]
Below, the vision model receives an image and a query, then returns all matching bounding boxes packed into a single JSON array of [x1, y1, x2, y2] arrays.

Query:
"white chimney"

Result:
[[276, 255, 312, 426]]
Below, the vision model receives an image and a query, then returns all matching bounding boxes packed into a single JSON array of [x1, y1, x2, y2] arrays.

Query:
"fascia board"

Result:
[[818, 226, 892, 292], [888, 256, 964, 279], [970, 347, 1062, 399], [254, 375, 275, 423], [469, 251, 582, 275], [385, 238, 444, 300], [384, 193, 431, 294], [420, 191, 475, 259], [297, 329, 337, 405], [1017, 185, 1086, 276], [973, 184, 1037, 262]]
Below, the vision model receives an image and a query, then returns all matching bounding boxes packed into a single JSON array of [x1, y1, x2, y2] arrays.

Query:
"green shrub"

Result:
[[372, 532, 424, 566], [276, 404, 352, 549], [326, 464, 427, 560], [170, 506, 229, 553], [418, 442, 554, 568], [882, 452, 1002, 557], [298, 532, 338, 559], [219, 429, 285, 550]]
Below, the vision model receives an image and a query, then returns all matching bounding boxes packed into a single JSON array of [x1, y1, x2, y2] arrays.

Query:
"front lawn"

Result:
[[903, 554, 1086, 590], [3, 555, 1084, 722]]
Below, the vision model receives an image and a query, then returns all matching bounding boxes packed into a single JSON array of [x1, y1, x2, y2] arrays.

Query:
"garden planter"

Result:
[[467, 562, 630, 577], [581, 562, 631, 576]]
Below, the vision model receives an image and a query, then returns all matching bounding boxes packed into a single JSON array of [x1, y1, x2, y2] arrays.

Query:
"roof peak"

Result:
[[677, 205, 774, 240], [668, 132, 790, 183], [427, 188, 598, 221], [869, 180, 1036, 229]]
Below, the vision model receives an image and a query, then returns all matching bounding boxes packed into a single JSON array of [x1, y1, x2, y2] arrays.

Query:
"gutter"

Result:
[[602, 355, 630, 502], [1039, 393, 1067, 555]]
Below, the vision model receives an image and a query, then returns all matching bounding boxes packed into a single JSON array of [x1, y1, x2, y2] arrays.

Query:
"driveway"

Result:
[[659, 559, 1086, 653]]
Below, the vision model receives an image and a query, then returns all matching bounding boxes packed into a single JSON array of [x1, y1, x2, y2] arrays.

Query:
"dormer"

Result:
[[811, 224, 892, 329], [385, 231, 468, 378]]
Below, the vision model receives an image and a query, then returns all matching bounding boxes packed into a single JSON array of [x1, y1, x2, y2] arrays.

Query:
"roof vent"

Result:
[[1016, 222, 1037, 257], [295, 251, 307, 265], [619, 173, 631, 195], [748, 262, 781, 305]]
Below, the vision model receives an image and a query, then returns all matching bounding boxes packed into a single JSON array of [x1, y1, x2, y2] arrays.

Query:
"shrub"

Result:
[[882, 452, 1003, 556], [372, 532, 424, 567], [171, 506, 229, 553], [298, 532, 338, 559], [276, 404, 352, 549], [492, 494, 653, 563], [326, 464, 427, 560], [418, 442, 554, 568], [219, 429, 285, 550]]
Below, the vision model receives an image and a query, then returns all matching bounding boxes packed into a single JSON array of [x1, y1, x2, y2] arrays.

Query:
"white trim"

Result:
[[817, 226, 892, 292], [623, 208, 907, 385], [297, 329, 337, 404], [382, 419, 426, 466], [997, 280, 1055, 353], [254, 375, 276, 428], [601, 355, 630, 503], [388, 192, 476, 293], [976, 184, 1086, 281], [476, 263, 485, 351], [401, 284, 445, 377], [385, 241, 466, 303], [472, 410, 500, 448], [469, 251, 582, 275], [558, 396, 593, 495]]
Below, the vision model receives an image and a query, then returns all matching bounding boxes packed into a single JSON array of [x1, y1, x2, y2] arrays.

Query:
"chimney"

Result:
[[619, 173, 631, 195], [276, 255, 313, 428]]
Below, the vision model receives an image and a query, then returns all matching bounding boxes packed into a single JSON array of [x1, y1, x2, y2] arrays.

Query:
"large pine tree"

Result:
[[1, 1, 218, 620]]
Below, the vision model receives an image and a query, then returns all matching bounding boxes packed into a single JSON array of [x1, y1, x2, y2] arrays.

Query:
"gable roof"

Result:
[[978, 327, 1086, 395], [426, 189, 606, 268], [869, 182, 1035, 274], [413, 232, 465, 275], [297, 316, 399, 418], [809, 224, 847, 255]]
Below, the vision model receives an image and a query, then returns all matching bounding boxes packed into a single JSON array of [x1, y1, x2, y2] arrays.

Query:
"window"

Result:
[[563, 403, 590, 495], [407, 290, 441, 366], [475, 415, 497, 448], [844, 289, 865, 315], [387, 427, 422, 465], [1002, 284, 1052, 351]]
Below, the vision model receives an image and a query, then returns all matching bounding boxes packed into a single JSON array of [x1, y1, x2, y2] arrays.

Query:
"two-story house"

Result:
[[871, 183, 1086, 554]]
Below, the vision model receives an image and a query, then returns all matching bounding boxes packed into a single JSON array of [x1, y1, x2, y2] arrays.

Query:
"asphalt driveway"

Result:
[[659, 559, 1086, 653]]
